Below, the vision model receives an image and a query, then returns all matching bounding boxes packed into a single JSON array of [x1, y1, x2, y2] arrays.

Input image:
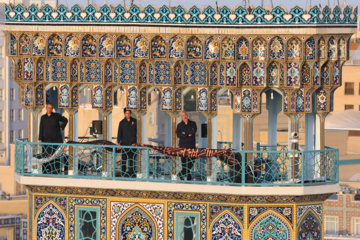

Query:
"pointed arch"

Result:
[[133, 35, 149, 58], [19, 33, 31, 56], [318, 37, 326, 60], [35, 201, 66, 240], [252, 37, 267, 60], [338, 37, 346, 60], [321, 63, 330, 86], [298, 209, 322, 240], [238, 62, 251, 87], [47, 33, 63, 57], [187, 36, 202, 59], [65, 34, 80, 57], [35, 84, 45, 106], [210, 210, 242, 240], [99, 34, 114, 57], [82, 34, 97, 57], [204, 36, 220, 60], [250, 210, 291, 240], [32, 33, 46, 56], [116, 35, 132, 58], [287, 37, 302, 60], [328, 36, 337, 60], [169, 35, 184, 59], [36, 58, 45, 81], [151, 35, 167, 59], [236, 37, 249, 60], [116, 204, 158, 240], [269, 36, 285, 60], [221, 37, 235, 60]]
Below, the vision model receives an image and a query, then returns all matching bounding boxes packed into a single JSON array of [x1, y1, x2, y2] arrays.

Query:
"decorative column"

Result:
[[27, 107, 43, 142], [202, 112, 217, 181], [98, 109, 112, 141], [133, 110, 146, 177], [64, 109, 78, 142], [241, 114, 258, 152], [232, 114, 242, 150], [266, 91, 282, 148], [315, 112, 328, 150], [166, 112, 179, 179]]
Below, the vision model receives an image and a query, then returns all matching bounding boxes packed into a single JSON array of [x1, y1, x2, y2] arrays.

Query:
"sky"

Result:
[[56, 0, 359, 10]]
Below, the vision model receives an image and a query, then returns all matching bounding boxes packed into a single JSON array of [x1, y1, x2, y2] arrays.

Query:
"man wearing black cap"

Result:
[[117, 108, 137, 178]]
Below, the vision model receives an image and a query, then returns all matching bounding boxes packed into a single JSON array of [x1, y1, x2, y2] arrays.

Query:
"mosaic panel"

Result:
[[85, 59, 101, 83], [286, 62, 300, 86], [287, 37, 302, 60], [9, 33, 17, 56], [317, 89, 327, 111], [99, 35, 114, 57], [111, 202, 164, 240], [204, 36, 220, 60], [175, 88, 182, 111], [219, 64, 225, 85], [127, 86, 138, 109], [210, 90, 217, 112], [190, 62, 206, 85], [133, 35, 148, 58], [252, 38, 266, 60], [105, 87, 112, 109], [36, 58, 44, 81], [139, 87, 146, 110], [92, 85, 103, 108], [151, 35, 167, 59], [161, 87, 172, 111], [239, 63, 251, 86], [47, 34, 62, 57], [70, 59, 79, 82], [283, 92, 288, 112], [174, 62, 182, 85], [183, 63, 189, 85], [25, 85, 33, 106], [305, 90, 312, 113], [209, 205, 244, 225], [321, 64, 330, 85], [71, 85, 79, 108], [116, 35, 132, 58], [221, 37, 235, 60], [338, 37, 346, 59], [296, 88, 305, 113], [211, 212, 242, 240], [114, 62, 119, 82], [236, 37, 249, 60], [209, 62, 218, 86], [234, 89, 241, 113], [250, 211, 291, 240], [301, 63, 311, 86], [120, 60, 136, 84], [252, 62, 265, 86], [333, 61, 340, 85], [269, 36, 285, 59], [138, 61, 147, 84], [167, 202, 207, 240], [59, 84, 70, 107], [19, 34, 30, 55], [297, 204, 322, 224], [328, 37, 337, 60], [51, 58, 67, 82], [318, 37, 326, 60], [226, 62, 236, 86], [82, 34, 96, 57], [35, 84, 44, 106], [241, 89, 251, 112], [148, 63, 154, 84], [155, 61, 171, 84], [313, 61, 320, 86], [187, 36, 202, 59], [298, 210, 321, 240], [305, 37, 316, 60], [252, 89, 260, 113], [197, 87, 208, 111], [80, 62, 84, 82], [169, 36, 184, 59], [64, 34, 80, 57], [23, 57, 33, 81], [32, 33, 45, 56], [268, 62, 279, 86], [36, 202, 65, 240], [68, 197, 106, 240]]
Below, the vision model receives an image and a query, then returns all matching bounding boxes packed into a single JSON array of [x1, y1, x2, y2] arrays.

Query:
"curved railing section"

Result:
[[15, 139, 338, 186]]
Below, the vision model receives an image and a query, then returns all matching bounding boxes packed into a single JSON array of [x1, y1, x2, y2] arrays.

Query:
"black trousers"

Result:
[[179, 157, 195, 181], [121, 148, 136, 178]]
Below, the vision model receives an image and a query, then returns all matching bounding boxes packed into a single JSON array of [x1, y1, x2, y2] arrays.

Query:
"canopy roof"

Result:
[[325, 110, 360, 131]]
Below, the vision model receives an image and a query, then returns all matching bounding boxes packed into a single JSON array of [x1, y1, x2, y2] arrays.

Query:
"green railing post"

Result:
[[146, 148, 150, 181], [112, 147, 116, 179]]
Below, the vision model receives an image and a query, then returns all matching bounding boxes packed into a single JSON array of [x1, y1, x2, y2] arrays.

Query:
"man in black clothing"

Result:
[[176, 111, 197, 180], [117, 108, 137, 178], [39, 103, 68, 155]]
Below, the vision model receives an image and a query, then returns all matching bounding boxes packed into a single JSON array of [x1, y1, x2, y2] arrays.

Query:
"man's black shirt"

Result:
[[117, 117, 137, 146], [39, 112, 68, 143], [176, 120, 197, 148]]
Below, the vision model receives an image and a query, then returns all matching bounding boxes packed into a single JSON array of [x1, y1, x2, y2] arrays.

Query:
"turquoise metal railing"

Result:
[[14, 139, 339, 186]]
